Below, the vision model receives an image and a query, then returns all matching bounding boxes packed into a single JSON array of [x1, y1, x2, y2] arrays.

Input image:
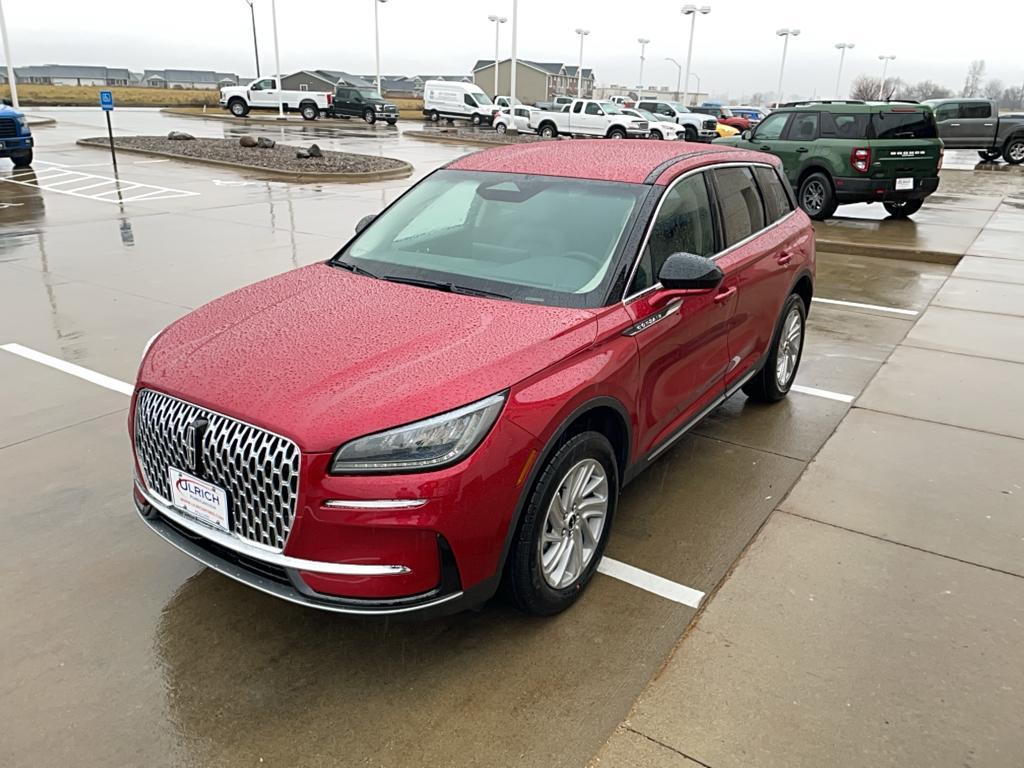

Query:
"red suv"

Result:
[[132, 141, 814, 617]]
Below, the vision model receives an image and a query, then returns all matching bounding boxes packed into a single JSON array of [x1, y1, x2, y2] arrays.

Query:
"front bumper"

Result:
[[834, 175, 940, 203], [0, 135, 32, 154]]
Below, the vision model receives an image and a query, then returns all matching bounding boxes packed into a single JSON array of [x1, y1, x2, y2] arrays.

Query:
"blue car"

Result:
[[0, 103, 34, 167]]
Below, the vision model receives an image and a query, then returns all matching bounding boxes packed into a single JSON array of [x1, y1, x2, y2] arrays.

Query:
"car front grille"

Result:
[[703, 119, 717, 130], [0, 119, 17, 138], [133, 389, 300, 551], [635, 121, 649, 131]]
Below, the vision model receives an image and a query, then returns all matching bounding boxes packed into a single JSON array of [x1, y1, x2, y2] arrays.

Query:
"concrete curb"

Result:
[[74, 138, 414, 183], [26, 116, 57, 127], [160, 107, 424, 125], [815, 238, 962, 266]]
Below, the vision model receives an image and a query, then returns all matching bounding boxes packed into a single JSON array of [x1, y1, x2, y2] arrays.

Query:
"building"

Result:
[[11, 65, 131, 86], [593, 84, 710, 105], [472, 59, 594, 103]]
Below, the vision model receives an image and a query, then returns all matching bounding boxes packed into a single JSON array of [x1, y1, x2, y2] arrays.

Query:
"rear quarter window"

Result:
[[713, 167, 766, 247], [871, 111, 937, 140], [819, 112, 869, 139], [753, 166, 794, 222]]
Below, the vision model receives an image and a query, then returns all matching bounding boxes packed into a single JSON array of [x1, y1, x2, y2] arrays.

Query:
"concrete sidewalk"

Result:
[[592, 194, 1024, 768]]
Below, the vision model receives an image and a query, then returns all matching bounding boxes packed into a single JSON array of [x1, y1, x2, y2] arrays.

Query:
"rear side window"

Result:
[[961, 102, 992, 119], [819, 112, 869, 139], [573, 101, 584, 113], [787, 112, 819, 141], [753, 166, 793, 222], [713, 167, 766, 247], [871, 111, 937, 139]]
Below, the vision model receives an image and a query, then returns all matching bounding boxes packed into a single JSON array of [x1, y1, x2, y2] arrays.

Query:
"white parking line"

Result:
[[1, 343, 135, 396], [598, 557, 705, 608], [791, 384, 855, 403], [2, 163, 199, 204], [812, 297, 919, 316]]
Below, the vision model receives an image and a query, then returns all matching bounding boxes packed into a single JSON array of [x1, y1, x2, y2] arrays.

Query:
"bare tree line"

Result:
[[847, 60, 1024, 108]]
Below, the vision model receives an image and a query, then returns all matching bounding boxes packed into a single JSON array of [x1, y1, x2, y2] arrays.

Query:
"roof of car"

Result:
[[445, 140, 776, 185]]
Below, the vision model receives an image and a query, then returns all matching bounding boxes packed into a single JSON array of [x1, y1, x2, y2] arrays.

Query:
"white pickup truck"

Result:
[[219, 77, 333, 120], [529, 99, 649, 139]]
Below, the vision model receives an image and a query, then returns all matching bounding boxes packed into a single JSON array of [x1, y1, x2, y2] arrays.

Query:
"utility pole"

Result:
[[681, 5, 710, 107], [244, 0, 260, 77], [637, 38, 650, 97], [834, 43, 854, 99], [575, 28, 590, 97], [0, 0, 19, 108], [270, 0, 283, 118], [488, 15, 507, 98], [878, 55, 896, 100], [775, 28, 800, 106], [509, 0, 518, 132]]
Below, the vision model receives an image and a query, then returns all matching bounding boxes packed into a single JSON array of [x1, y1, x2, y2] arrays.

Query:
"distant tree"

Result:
[[849, 75, 879, 100], [904, 80, 954, 100], [983, 78, 1004, 100], [962, 60, 985, 97], [1002, 85, 1024, 110]]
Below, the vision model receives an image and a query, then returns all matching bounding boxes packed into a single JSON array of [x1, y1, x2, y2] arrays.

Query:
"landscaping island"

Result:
[[407, 127, 551, 146], [75, 135, 413, 181]]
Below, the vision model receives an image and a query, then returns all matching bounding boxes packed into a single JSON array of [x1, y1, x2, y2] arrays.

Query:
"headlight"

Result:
[[330, 392, 507, 474], [16, 116, 27, 132]]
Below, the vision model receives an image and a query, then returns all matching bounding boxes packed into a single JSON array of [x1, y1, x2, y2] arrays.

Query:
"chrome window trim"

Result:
[[621, 160, 795, 305]]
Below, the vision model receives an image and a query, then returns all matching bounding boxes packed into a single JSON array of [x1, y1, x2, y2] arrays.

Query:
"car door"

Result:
[[932, 101, 964, 147], [711, 164, 806, 390], [623, 171, 734, 453], [580, 101, 606, 134], [775, 111, 819, 183], [740, 111, 794, 180], [248, 78, 277, 108], [957, 100, 997, 145]]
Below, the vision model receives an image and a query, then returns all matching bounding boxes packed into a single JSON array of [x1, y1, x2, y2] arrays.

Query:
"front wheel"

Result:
[[978, 149, 1001, 162], [1003, 136, 1024, 165], [300, 103, 319, 121], [650, 129, 663, 140], [428, 110, 440, 122], [229, 99, 249, 117], [608, 128, 626, 140], [504, 431, 618, 616], [883, 199, 924, 218], [495, 122, 507, 134], [363, 108, 376, 124], [742, 294, 807, 403], [539, 124, 557, 138], [11, 149, 33, 168], [683, 124, 697, 142], [471, 113, 482, 126], [798, 172, 838, 220]]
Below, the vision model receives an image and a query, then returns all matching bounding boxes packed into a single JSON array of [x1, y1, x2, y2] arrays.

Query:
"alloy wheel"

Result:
[[775, 306, 803, 389], [539, 458, 609, 589], [802, 180, 825, 214], [1007, 141, 1024, 163]]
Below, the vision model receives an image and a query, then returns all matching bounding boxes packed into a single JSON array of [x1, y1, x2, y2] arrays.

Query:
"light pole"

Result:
[[689, 71, 701, 100], [509, 0, 518, 131], [270, 0, 283, 118], [681, 4, 710, 107], [374, 0, 388, 97], [775, 28, 800, 106], [0, 0, 19, 108], [242, 0, 260, 77], [666, 57, 682, 101], [637, 37, 650, 96], [834, 42, 854, 98], [575, 28, 590, 97], [487, 14, 508, 98], [878, 54, 896, 100]]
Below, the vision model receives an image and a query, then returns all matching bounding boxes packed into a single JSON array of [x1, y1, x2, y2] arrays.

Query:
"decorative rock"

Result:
[[167, 131, 195, 140], [256, 136, 276, 149], [308, 143, 323, 158], [239, 135, 258, 148], [295, 149, 311, 159]]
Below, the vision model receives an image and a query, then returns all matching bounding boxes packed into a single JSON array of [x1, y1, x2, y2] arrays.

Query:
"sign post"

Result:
[[99, 90, 117, 171]]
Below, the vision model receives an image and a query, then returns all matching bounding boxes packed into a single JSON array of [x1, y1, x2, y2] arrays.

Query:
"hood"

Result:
[[0, 105, 24, 118], [140, 264, 597, 452]]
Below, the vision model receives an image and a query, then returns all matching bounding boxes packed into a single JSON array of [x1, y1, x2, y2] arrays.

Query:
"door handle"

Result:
[[713, 286, 737, 304], [795, 147, 809, 153], [758, 145, 771, 151], [777, 252, 793, 266], [983, 123, 994, 127], [950, 123, 960, 127]]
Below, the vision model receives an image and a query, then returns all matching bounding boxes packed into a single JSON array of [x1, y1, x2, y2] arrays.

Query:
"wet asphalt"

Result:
[[2, 108, 1018, 768]]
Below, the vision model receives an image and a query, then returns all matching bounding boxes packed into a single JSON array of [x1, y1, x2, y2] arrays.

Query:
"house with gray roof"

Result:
[[12, 65, 131, 86], [472, 59, 594, 102]]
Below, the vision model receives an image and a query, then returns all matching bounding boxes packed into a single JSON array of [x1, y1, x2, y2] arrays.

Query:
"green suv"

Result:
[[715, 101, 942, 219]]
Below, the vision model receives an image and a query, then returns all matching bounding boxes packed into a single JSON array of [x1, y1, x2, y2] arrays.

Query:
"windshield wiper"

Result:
[[333, 260, 379, 279], [381, 275, 512, 301]]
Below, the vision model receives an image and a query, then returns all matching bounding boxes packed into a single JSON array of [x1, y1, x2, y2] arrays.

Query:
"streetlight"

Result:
[[487, 14, 508, 98], [270, 0, 283, 118], [637, 38, 650, 96], [509, 0, 518, 132], [374, 0, 388, 97], [878, 54, 896, 100], [243, 0, 260, 78], [681, 4, 711, 107], [0, 0, 19, 108], [666, 57, 682, 101], [575, 28, 590, 97], [689, 71, 701, 99], [775, 28, 800, 106], [834, 42, 854, 99]]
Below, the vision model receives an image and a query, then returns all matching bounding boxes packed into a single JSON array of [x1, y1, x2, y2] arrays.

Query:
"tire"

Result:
[[1003, 136, 1024, 165], [650, 129, 663, 140], [883, 199, 924, 218], [797, 172, 838, 220], [300, 103, 319, 121], [228, 98, 249, 117], [11, 149, 32, 168], [505, 431, 618, 616], [742, 294, 807, 403], [683, 124, 697, 142], [539, 123, 557, 138], [363, 108, 376, 125], [608, 128, 626, 140], [495, 122, 507, 134], [386, 119, 398, 126], [978, 149, 1001, 162], [428, 110, 440, 123], [471, 113, 482, 126]]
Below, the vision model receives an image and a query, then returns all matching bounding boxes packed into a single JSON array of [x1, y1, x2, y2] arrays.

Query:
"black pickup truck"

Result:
[[924, 98, 1024, 164], [329, 85, 399, 125]]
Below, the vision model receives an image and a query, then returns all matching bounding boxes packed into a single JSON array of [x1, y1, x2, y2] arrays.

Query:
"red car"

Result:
[[132, 141, 814, 617]]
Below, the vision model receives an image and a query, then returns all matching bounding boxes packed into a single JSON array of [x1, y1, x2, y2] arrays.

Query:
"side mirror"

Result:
[[741, 130, 752, 140], [355, 214, 376, 235], [658, 253, 724, 291]]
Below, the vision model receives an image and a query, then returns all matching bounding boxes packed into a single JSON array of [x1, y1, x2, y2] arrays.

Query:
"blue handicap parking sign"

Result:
[[100, 90, 114, 111]]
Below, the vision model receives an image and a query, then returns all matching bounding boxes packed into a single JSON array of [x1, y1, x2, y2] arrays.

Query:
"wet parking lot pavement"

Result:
[[3, 109, 1022, 767]]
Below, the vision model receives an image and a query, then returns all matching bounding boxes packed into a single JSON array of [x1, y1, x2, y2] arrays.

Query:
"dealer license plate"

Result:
[[895, 178, 914, 191], [168, 467, 229, 531]]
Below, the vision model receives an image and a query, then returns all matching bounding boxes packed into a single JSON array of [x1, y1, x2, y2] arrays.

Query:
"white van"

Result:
[[422, 80, 496, 125]]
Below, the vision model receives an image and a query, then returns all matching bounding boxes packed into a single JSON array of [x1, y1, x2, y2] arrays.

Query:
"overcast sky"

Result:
[[6, 0, 1022, 99]]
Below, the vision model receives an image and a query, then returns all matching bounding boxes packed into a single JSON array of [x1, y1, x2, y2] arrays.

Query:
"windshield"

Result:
[[355, 88, 379, 100], [472, 92, 494, 106], [600, 102, 625, 115], [333, 170, 648, 308], [634, 109, 660, 123], [871, 110, 938, 140], [668, 102, 690, 112]]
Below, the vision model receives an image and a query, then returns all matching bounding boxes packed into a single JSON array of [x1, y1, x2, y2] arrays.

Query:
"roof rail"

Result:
[[780, 99, 866, 107]]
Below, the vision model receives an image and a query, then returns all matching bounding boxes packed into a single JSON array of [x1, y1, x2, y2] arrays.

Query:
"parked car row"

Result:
[[219, 77, 400, 124]]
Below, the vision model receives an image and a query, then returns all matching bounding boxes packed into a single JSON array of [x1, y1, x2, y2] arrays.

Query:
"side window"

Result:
[[713, 167, 766, 247], [572, 101, 584, 114], [659, 105, 674, 117], [584, 102, 602, 115], [934, 103, 958, 122], [753, 166, 794, 222], [631, 173, 716, 293], [961, 101, 992, 119], [753, 112, 789, 141], [787, 112, 819, 141], [464, 94, 476, 107]]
